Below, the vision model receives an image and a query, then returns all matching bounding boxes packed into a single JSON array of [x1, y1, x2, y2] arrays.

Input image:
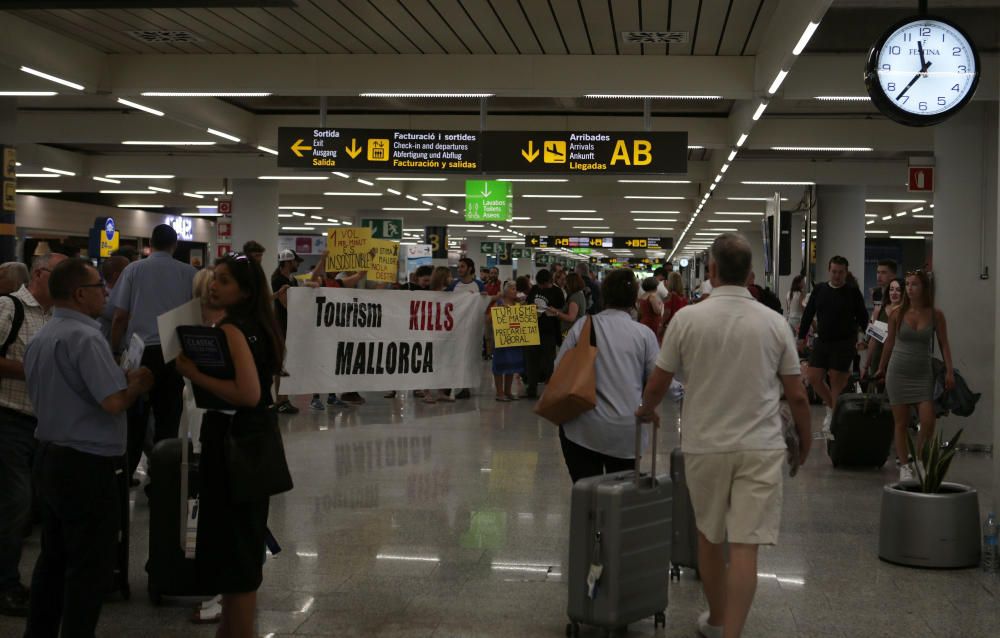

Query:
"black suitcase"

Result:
[[827, 389, 894, 468], [669, 447, 699, 581], [146, 437, 213, 603]]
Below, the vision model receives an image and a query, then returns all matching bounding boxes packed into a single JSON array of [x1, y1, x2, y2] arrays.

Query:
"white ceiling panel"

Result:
[[485, 0, 545, 54], [612, 0, 642, 56], [693, 0, 735, 56], [430, 0, 500, 54], [579, 0, 618, 54]]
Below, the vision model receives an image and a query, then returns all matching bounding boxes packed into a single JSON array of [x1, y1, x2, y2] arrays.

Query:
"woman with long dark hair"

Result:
[[175, 253, 287, 638], [876, 270, 955, 482], [786, 274, 806, 333]]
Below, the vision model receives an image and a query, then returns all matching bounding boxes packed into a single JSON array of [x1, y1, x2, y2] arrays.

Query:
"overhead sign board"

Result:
[[483, 131, 687, 174], [277, 127, 686, 175], [278, 127, 480, 172], [465, 180, 511, 222], [525, 235, 673, 250], [360, 218, 402, 240]]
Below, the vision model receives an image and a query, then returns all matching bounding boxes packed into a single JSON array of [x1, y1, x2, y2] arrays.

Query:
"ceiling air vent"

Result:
[[622, 31, 689, 45], [126, 31, 203, 44]]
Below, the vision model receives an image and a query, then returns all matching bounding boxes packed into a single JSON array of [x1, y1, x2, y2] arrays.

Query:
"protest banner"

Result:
[[490, 304, 540, 348], [368, 239, 399, 283], [282, 287, 489, 393], [326, 227, 372, 272]]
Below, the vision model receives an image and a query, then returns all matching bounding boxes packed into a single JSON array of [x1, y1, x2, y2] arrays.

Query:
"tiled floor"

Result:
[[2, 368, 997, 637]]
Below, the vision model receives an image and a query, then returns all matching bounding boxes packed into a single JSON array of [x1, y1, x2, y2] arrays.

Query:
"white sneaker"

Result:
[[697, 611, 723, 638], [821, 407, 834, 440], [899, 463, 915, 482]]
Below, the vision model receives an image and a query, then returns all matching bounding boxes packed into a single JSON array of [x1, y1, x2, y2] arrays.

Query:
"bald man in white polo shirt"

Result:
[[638, 233, 812, 638]]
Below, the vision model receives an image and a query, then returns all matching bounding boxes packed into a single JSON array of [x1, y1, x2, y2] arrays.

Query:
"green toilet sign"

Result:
[[465, 179, 511, 222]]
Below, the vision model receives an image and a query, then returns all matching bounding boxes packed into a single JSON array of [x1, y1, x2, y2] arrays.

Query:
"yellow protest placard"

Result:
[[326, 227, 372, 272], [490, 304, 540, 348], [367, 238, 399, 283]]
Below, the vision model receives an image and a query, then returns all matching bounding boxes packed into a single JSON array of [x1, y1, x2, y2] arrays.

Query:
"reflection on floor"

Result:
[[3, 368, 997, 637]]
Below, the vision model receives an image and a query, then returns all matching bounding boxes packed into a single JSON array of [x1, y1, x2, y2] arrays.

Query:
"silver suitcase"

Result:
[[566, 419, 671, 636]]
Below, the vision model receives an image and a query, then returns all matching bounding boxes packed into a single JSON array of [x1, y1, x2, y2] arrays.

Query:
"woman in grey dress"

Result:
[[876, 270, 955, 482]]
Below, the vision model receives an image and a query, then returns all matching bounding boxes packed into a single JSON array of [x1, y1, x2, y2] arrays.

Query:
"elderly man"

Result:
[[638, 234, 811, 638], [0, 262, 29, 297], [24, 258, 152, 636], [0, 253, 65, 617]]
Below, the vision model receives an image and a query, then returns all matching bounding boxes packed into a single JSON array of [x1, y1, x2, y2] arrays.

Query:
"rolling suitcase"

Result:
[[669, 448, 699, 581], [566, 419, 671, 637], [827, 385, 894, 468], [146, 408, 213, 604]]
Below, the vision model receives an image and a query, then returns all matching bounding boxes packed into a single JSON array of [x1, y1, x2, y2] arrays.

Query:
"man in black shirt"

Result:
[[271, 249, 303, 414], [404, 265, 433, 291], [798, 255, 869, 438], [524, 269, 565, 398]]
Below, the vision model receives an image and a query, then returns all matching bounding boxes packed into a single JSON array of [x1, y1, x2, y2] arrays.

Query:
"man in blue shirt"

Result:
[[24, 258, 152, 637], [110, 224, 196, 481]]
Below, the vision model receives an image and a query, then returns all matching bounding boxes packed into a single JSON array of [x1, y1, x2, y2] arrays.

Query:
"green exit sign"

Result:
[[465, 179, 512, 222]]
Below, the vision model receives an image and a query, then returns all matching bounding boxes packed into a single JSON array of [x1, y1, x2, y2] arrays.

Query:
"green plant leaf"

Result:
[[936, 450, 958, 491], [925, 434, 940, 493], [946, 428, 964, 451]]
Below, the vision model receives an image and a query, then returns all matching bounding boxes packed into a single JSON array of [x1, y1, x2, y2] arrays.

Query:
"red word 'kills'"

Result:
[[409, 301, 455, 331]]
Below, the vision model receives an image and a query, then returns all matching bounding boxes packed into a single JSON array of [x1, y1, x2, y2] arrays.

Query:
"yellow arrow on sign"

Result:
[[346, 138, 362, 159], [521, 140, 539, 163], [290, 138, 312, 158]]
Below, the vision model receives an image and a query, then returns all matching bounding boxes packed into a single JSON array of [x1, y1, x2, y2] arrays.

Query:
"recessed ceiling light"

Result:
[[635, 227, 674, 231], [374, 177, 447, 181], [421, 193, 465, 197], [726, 197, 788, 202], [0, 91, 58, 96], [278, 206, 322, 210], [736, 134, 749, 147], [865, 199, 925, 204], [19, 66, 83, 91], [580, 231, 614, 235], [15, 189, 62, 193], [360, 92, 494, 98], [121, 141, 216, 146], [865, 230, 889, 234], [771, 146, 873, 152], [752, 102, 769, 120], [741, 181, 814, 186], [548, 209, 596, 213], [141, 92, 272, 97], [497, 178, 567, 183], [15, 173, 59, 178], [559, 217, 604, 221], [727, 150, 738, 162], [382, 207, 430, 211], [523, 194, 582, 199], [793, 21, 820, 55], [629, 210, 680, 214], [194, 191, 232, 195], [511, 225, 546, 228], [882, 215, 893, 220], [707, 219, 752, 223], [147, 186, 172, 193], [767, 70, 788, 95], [93, 176, 121, 184], [117, 203, 164, 208], [357, 178, 374, 186], [106, 174, 175, 179], [912, 214, 933, 219], [116, 98, 164, 116], [624, 196, 685, 200], [616, 179, 691, 184], [915, 231, 933, 235], [258, 176, 329, 181], [814, 96, 870, 101], [256, 145, 278, 155], [323, 191, 382, 196], [573, 226, 610, 229], [584, 94, 723, 99], [206, 128, 241, 142], [896, 211, 907, 217], [99, 190, 156, 194], [632, 218, 678, 222]]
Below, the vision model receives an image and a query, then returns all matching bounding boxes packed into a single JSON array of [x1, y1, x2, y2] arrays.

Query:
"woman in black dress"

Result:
[[175, 252, 285, 638]]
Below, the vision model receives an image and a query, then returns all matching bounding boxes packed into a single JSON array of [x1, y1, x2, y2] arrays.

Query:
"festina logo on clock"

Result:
[[865, 16, 980, 126]]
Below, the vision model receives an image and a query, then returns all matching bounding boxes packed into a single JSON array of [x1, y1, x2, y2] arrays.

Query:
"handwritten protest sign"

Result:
[[368, 239, 399, 283], [490, 304, 540, 348], [326, 227, 372, 272]]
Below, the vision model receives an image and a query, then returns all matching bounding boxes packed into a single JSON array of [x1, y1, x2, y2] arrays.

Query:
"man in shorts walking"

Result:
[[638, 234, 812, 638], [797, 255, 869, 438]]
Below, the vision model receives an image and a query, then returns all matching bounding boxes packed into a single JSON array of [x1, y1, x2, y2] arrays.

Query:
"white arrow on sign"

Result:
[[480, 183, 491, 198]]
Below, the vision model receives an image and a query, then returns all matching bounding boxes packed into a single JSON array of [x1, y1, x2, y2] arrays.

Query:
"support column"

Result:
[[934, 102, 999, 458], [815, 185, 866, 291], [231, 178, 279, 266], [0, 99, 17, 263]]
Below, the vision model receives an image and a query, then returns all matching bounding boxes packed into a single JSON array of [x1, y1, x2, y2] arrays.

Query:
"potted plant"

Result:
[[878, 429, 981, 568]]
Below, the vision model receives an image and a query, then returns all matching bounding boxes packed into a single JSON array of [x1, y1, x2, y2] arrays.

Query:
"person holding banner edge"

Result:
[[490, 282, 526, 402]]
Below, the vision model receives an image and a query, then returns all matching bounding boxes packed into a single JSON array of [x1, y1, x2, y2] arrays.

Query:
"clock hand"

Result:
[[896, 60, 932, 101], [917, 41, 928, 77]]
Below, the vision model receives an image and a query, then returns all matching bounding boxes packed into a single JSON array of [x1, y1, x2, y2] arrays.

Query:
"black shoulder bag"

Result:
[[1, 295, 24, 358]]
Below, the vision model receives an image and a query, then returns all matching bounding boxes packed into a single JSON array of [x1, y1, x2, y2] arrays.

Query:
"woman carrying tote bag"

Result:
[[540, 269, 660, 483]]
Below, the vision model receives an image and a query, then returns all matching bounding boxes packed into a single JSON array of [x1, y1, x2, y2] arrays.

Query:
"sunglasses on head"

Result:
[[906, 269, 926, 276], [226, 251, 250, 262]]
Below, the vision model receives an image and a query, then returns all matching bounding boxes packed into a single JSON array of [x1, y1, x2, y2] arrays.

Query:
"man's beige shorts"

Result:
[[685, 450, 785, 545]]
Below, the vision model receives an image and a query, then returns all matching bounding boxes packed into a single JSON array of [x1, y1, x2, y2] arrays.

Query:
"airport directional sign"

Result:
[[525, 235, 673, 250], [484, 131, 687, 174], [278, 127, 481, 172]]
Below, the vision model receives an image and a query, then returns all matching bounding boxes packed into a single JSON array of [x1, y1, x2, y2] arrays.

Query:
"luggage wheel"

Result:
[[565, 621, 580, 637], [654, 611, 666, 628], [669, 565, 681, 582]]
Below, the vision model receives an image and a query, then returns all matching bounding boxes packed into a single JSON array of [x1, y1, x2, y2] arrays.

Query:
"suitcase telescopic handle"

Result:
[[634, 416, 658, 487]]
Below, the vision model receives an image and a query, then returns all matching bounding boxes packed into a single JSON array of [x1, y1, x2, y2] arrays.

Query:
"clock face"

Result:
[[866, 17, 980, 126]]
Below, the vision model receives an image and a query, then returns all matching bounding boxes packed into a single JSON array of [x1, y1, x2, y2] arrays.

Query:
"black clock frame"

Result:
[[865, 15, 980, 127]]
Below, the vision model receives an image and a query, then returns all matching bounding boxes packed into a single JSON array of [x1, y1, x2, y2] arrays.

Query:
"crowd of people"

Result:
[[0, 223, 958, 638]]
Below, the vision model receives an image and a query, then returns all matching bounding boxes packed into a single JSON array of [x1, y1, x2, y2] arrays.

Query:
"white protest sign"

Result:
[[156, 298, 203, 362], [282, 288, 487, 394]]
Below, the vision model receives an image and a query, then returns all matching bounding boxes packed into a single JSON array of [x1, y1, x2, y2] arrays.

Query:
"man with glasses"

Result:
[[0, 252, 65, 617], [24, 258, 153, 636], [110, 224, 196, 483]]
